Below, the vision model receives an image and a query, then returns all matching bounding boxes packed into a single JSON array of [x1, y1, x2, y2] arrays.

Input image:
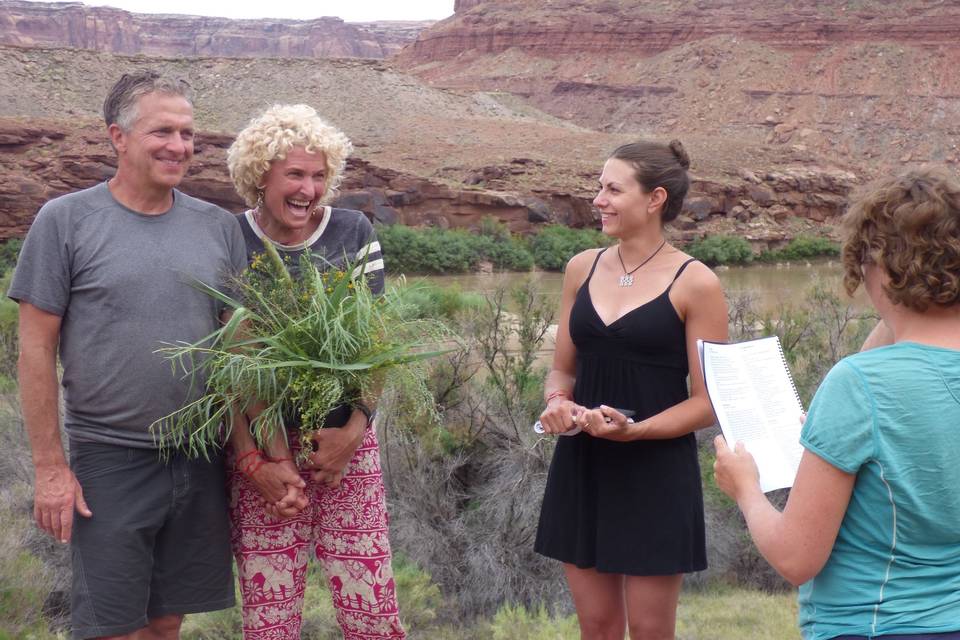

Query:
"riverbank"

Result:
[[377, 220, 840, 276]]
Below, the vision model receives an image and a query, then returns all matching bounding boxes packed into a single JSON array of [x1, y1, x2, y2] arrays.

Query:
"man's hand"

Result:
[[34, 463, 92, 543]]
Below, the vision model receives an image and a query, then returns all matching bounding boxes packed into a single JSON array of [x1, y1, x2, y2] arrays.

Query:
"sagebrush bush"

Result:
[[686, 235, 754, 266], [381, 278, 567, 618]]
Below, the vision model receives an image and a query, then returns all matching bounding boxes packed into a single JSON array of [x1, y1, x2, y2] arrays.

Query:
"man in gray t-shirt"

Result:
[[9, 72, 245, 639]]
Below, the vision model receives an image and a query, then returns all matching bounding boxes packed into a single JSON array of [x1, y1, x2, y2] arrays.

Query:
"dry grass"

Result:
[[677, 586, 800, 639]]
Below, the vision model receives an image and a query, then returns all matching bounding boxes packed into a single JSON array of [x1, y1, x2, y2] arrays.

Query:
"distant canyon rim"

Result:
[[2, 0, 958, 251]]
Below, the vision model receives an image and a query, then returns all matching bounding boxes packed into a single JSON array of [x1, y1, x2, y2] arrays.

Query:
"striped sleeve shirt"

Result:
[[237, 206, 385, 294]]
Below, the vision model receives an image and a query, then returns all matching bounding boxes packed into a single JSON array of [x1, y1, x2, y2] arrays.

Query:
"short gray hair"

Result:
[[103, 71, 193, 131]]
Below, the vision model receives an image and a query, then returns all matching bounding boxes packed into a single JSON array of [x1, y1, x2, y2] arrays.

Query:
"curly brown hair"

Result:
[[841, 167, 960, 311]]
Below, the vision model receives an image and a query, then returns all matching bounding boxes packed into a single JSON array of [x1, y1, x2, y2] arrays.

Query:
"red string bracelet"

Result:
[[546, 389, 571, 404], [243, 457, 267, 478], [235, 449, 261, 470]]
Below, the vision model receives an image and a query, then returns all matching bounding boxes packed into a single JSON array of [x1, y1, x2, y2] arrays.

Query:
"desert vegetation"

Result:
[[686, 235, 840, 267], [379, 220, 839, 274], [0, 242, 873, 637]]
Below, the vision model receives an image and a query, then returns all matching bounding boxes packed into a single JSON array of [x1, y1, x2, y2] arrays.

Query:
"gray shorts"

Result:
[[69, 440, 235, 639]]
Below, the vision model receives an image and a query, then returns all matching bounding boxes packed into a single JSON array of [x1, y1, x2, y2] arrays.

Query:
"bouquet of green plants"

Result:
[[151, 241, 451, 461]]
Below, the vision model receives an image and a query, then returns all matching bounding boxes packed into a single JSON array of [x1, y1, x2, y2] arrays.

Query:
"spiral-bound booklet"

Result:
[[698, 336, 805, 492]]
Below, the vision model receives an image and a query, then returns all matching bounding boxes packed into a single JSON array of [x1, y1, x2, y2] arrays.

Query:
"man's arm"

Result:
[[18, 302, 91, 543]]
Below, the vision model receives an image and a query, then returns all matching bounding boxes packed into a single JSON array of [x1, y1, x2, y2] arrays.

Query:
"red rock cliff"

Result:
[[395, 0, 960, 179], [0, 0, 430, 58], [400, 0, 960, 61]]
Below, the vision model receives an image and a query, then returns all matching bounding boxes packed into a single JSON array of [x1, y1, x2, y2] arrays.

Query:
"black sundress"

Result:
[[534, 249, 707, 575]]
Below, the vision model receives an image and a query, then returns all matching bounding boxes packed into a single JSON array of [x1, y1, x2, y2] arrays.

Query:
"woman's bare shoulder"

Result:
[[564, 247, 606, 281], [673, 254, 723, 295]]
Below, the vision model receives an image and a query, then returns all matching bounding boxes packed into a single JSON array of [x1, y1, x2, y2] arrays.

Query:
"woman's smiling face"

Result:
[[259, 146, 327, 243], [593, 157, 655, 237]]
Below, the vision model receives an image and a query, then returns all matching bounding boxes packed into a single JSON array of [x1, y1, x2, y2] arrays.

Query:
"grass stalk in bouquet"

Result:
[[152, 240, 451, 461]]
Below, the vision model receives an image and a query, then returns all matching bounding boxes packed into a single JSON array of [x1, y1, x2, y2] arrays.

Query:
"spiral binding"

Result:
[[774, 336, 804, 409]]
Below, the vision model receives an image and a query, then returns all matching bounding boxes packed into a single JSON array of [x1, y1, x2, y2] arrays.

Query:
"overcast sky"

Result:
[[76, 0, 455, 22]]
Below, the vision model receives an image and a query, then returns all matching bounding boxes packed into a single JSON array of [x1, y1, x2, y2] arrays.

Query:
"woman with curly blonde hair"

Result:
[[715, 167, 960, 640], [225, 104, 404, 640]]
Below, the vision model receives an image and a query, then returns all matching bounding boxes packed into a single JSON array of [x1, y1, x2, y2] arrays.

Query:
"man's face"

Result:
[[111, 92, 194, 190]]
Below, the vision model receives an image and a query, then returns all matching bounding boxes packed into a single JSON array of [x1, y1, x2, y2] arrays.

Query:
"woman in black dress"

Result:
[[535, 140, 728, 639]]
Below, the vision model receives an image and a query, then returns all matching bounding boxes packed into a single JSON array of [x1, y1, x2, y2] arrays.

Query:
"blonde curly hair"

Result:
[[841, 167, 960, 311], [228, 104, 353, 208]]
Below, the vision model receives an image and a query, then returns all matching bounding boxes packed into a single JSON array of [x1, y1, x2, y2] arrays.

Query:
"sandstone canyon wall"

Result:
[[397, 0, 960, 166], [392, 0, 960, 240], [0, 44, 612, 241], [0, 0, 430, 58], [4, 0, 952, 247]]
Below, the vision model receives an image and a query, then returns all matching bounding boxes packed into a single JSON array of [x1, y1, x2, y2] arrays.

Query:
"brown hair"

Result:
[[841, 167, 960, 311], [609, 139, 691, 223], [103, 71, 192, 131]]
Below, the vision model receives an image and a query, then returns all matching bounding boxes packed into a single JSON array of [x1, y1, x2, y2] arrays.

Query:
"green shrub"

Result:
[[686, 235, 754, 266], [378, 223, 614, 274], [378, 224, 535, 274], [0, 504, 59, 640], [379, 225, 481, 274], [528, 225, 612, 271], [0, 272, 18, 387], [397, 282, 485, 322], [478, 216, 512, 242], [473, 235, 535, 271], [0, 239, 22, 277], [759, 235, 840, 262], [393, 554, 445, 629]]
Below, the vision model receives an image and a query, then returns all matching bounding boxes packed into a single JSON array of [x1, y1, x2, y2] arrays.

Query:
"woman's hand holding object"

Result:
[[712, 435, 761, 501], [578, 406, 637, 441], [536, 399, 585, 435]]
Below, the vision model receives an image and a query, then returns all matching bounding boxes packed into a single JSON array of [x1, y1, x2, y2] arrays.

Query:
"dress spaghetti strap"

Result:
[[666, 258, 697, 292], [585, 248, 608, 283]]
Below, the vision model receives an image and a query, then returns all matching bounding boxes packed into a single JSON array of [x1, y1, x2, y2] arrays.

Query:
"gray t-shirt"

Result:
[[9, 182, 247, 448]]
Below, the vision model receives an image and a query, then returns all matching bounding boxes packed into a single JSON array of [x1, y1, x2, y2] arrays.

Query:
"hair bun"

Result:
[[668, 139, 690, 170]]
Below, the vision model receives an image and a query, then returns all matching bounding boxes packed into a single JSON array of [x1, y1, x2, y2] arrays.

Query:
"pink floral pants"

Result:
[[228, 426, 406, 640]]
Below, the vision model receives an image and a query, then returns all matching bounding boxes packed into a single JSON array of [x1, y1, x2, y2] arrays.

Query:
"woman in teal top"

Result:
[[714, 167, 960, 640]]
